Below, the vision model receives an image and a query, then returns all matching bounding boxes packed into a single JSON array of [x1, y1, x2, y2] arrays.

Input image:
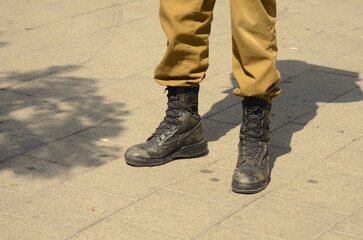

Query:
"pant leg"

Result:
[[154, 0, 216, 87], [230, 0, 281, 101]]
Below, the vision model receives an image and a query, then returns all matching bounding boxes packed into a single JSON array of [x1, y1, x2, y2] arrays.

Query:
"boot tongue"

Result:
[[148, 86, 200, 140], [151, 95, 180, 138], [244, 106, 264, 159]]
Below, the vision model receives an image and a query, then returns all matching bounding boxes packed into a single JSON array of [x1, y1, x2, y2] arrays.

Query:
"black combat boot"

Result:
[[124, 86, 208, 166], [232, 97, 271, 194]]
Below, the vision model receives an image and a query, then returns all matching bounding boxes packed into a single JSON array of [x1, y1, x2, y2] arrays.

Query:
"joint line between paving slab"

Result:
[[203, 102, 241, 120], [0, 188, 30, 197], [0, 139, 46, 163], [65, 215, 189, 240], [108, 219, 190, 240], [272, 86, 362, 134], [189, 192, 282, 240], [91, 14, 155, 36], [63, 204, 135, 240], [63, 182, 136, 201], [63, 195, 188, 240], [0, 212, 70, 231], [325, 230, 363, 239], [312, 69, 360, 78], [285, 122, 363, 136], [312, 213, 355, 240], [266, 195, 349, 216], [163, 188, 238, 208], [70, 160, 275, 240], [67, 150, 238, 235], [3, 4, 122, 37], [215, 224, 284, 240], [185, 161, 299, 239], [308, 169, 363, 182]]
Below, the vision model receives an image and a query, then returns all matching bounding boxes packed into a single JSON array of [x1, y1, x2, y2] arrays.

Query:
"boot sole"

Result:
[[125, 139, 209, 167], [231, 178, 270, 194]]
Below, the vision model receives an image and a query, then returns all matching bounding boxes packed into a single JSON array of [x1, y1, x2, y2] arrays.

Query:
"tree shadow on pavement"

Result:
[[203, 60, 362, 173], [0, 65, 127, 179]]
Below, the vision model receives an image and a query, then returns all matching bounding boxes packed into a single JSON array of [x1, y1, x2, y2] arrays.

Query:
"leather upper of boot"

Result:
[[233, 97, 271, 190], [124, 86, 204, 161]]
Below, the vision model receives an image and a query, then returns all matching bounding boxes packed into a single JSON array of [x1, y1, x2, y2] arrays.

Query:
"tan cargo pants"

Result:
[[154, 0, 281, 100]]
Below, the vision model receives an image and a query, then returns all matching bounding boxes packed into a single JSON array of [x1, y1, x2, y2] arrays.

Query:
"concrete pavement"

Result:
[[0, 0, 362, 239]]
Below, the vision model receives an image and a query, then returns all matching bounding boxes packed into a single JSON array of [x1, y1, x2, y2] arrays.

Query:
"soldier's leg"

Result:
[[230, 0, 280, 193], [125, 0, 216, 166]]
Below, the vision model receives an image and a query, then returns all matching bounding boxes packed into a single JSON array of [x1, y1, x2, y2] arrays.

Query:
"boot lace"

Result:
[[148, 93, 181, 140], [237, 105, 265, 167]]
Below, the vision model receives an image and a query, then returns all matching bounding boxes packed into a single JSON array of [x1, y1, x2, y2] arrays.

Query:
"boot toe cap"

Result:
[[124, 146, 150, 162], [232, 167, 269, 193]]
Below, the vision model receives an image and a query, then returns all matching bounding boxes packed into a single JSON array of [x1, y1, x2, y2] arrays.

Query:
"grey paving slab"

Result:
[[0, 57, 55, 88], [155, 149, 231, 176], [78, 115, 161, 146], [165, 165, 272, 207], [347, 136, 363, 150], [276, 75, 341, 106], [67, 149, 230, 200], [83, 74, 164, 108], [293, 88, 363, 134], [70, 217, 185, 240], [83, 43, 164, 78], [112, 189, 238, 238], [270, 123, 359, 158], [0, 155, 78, 195], [277, 42, 362, 76], [1, 5, 131, 60], [25, 134, 122, 171], [298, 29, 362, 58], [0, 0, 67, 13], [0, 78, 128, 142], [0, 90, 51, 122], [0, 190, 30, 212], [0, 213, 72, 240], [317, 231, 363, 240], [0, 7, 73, 35], [332, 207, 363, 238], [56, 94, 128, 123], [48, 0, 128, 13], [22, 30, 125, 66], [203, 119, 239, 152], [346, 46, 363, 62], [67, 160, 181, 200], [313, 66, 361, 78], [0, 133, 44, 162], [127, 97, 168, 122], [0, 111, 88, 143], [97, 15, 164, 49], [194, 225, 275, 240], [213, 147, 322, 185], [9, 74, 99, 103], [221, 197, 345, 240], [269, 171, 363, 214], [311, 148, 363, 180], [281, 70, 360, 97], [4, 184, 132, 231], [276, 17, 324, 46]]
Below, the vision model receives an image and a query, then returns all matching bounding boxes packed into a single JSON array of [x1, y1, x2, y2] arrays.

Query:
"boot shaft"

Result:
[[241, 97, 271, 142], [167, 86, 200, 118]]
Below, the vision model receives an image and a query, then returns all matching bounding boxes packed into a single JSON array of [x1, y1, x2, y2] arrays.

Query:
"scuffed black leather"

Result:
[[124, 86, 207, 166], [125, 112, 204, 160], [232, 97, 271, 193]]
